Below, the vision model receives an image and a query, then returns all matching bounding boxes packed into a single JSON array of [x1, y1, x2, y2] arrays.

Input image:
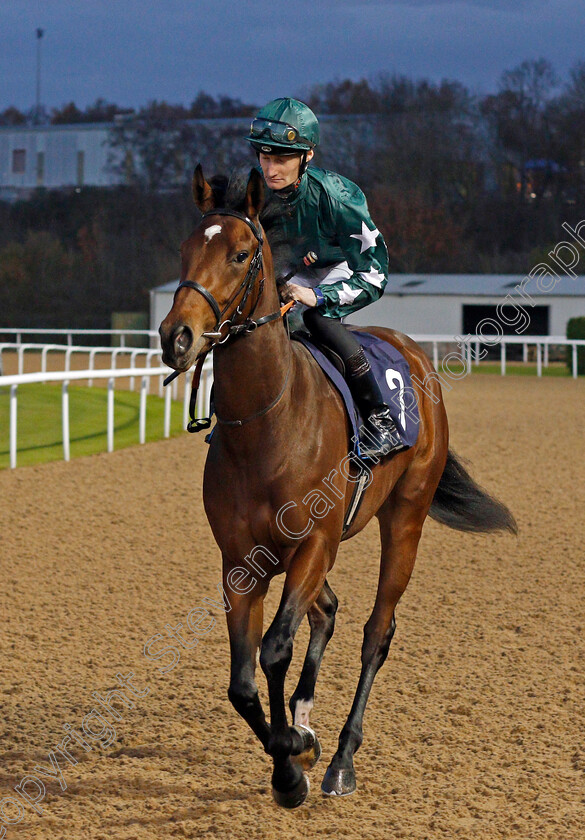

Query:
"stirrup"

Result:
[[359, 409, 405, 459]]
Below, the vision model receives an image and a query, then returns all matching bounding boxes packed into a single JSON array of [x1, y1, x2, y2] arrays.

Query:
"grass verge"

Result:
[[442, 362, 571, 377], [0, 384, 187, 469]]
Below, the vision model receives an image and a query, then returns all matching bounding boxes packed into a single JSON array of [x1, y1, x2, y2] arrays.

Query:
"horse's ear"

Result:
[[192, 164, 215, 212], [245, 168, 265, 220]]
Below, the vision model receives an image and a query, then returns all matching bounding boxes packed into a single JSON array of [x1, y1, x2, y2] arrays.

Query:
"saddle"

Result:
[[291, 329, 420, 456]]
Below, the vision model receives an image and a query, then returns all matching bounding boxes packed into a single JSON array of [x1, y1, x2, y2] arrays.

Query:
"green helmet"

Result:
[[246, 98, 320, 154]]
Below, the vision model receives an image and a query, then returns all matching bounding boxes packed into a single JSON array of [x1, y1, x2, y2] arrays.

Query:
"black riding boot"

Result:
[[346, 349, 404, 459], [302, 309, 403, 459]]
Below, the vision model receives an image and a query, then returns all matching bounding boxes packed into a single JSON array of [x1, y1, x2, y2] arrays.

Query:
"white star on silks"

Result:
[[350, 221, 380, 253], [337, 282, 363, 306], [360, 267, 385, 288]]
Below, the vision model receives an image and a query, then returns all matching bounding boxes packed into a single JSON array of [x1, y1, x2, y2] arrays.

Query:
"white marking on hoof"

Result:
[[294, 699, 313, 727], [204, 224, 222, 242], [322, 787, 355, 797]]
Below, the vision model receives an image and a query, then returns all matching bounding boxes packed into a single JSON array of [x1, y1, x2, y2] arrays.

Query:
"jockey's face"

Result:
[[259, 149, 314, 191]]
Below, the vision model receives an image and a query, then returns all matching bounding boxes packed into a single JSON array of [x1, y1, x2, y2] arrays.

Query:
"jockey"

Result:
[[246, 97, 401, 459]]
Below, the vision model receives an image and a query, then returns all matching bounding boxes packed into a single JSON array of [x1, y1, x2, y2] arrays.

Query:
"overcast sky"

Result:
[[1, 0, 584, 112]]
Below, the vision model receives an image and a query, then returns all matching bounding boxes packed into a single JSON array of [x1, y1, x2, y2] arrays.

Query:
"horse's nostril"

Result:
[[174, 325, 193, 356]]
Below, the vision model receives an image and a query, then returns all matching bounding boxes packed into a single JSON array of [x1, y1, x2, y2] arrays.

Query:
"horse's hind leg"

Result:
[[322, 495, 427, 796], [289, 579, 338, 728]]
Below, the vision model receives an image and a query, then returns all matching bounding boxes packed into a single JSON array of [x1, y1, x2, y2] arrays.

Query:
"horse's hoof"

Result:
[[291, 724, 322, 771], [272, 772, 310, 809], [321, 765, 357, 797]]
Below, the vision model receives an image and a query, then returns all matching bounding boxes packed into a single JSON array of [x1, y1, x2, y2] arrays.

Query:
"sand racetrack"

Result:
[[1, 374, 584, 840]]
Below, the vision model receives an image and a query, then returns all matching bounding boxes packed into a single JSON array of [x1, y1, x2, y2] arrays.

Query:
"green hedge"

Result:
[[566, 317, 585, 375]]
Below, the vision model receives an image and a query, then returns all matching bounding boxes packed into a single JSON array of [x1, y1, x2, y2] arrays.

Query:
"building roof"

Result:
[[0, 121, 113, 135], [0, 116, 252, 136], [152, 274, 585, 297], [385, 274, 585, 297]]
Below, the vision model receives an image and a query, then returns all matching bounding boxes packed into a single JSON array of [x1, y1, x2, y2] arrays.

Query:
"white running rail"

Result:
[[410, 334, 585, 378], [0, 343, 163, 384], [2, 333, 583, 470], [0, 328, 159, 346], [0, 362, 214, 470], [2, 332, 584, 377]]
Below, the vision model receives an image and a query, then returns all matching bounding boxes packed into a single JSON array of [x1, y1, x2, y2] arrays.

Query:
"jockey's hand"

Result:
[[287, 283, 318, 307]]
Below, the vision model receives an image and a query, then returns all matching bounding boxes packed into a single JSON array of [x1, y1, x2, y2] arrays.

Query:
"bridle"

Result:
[[174, 209, 285, 347], [167, 208, 294, 432]]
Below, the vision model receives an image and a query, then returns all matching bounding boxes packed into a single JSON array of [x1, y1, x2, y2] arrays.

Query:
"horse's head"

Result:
[[159, 165, 266, 371]]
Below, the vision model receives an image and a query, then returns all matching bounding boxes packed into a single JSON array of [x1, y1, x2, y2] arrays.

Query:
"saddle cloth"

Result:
[[293, 329, 420, 457]]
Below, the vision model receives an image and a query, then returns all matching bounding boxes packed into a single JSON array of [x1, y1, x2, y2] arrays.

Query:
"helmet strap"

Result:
[[285, 152, 308, 194], [299, 151, 308, 176]]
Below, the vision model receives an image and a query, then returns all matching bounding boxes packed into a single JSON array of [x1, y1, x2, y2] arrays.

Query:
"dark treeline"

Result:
[[3, 60, 585, 328], [0, 92, 257, 126], [0, 188, 197, 330], [305, 62, 585, 272]]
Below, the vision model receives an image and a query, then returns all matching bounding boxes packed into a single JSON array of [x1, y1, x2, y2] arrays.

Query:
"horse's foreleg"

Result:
[[322, 500, 425, 797], [226, 584, 271, 751], [260, 536, 329, 807], [289, 579, 338, 728]]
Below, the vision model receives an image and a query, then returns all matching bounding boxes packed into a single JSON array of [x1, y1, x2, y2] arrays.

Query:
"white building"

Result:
[[151, 274, 585, 341], [0, 122, 118, 197], [0, 116, 250, 198], [349, 274, 585, 337]]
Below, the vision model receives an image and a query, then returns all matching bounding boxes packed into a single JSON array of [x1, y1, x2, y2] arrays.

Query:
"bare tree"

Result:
[[481, 59, 560, 203]]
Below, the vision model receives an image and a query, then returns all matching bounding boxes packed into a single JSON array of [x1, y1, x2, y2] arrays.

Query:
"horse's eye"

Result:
[[235, 251, 249, 263]]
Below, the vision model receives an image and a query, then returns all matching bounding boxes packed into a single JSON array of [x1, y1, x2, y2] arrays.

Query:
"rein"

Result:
[[164, 208, 294, 432]]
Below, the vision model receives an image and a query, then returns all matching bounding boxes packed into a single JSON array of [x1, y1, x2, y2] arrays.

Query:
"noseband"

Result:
[[174, 209, 281, 346]]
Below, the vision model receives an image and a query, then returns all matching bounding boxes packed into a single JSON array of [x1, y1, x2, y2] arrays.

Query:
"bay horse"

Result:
[[159, 166, 516, 808]]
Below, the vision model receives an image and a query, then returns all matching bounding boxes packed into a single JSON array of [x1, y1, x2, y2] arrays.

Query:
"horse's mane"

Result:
[[207, 169, 297, 287]]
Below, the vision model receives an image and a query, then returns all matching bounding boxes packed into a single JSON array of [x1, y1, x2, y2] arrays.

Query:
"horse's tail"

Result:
[[429, 450, 517, 534]]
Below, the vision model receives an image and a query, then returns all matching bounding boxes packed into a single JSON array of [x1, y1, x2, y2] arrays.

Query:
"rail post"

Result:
[[139, 376, 147, 444], [107, 378, 115, 452], [88, 348, 97, 387], [164, 379, 172, 438], [129, 350, 139, 391], [62, 381, 70, 462], [10, 384, 17, 469]]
